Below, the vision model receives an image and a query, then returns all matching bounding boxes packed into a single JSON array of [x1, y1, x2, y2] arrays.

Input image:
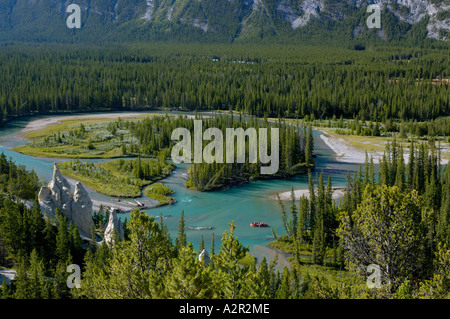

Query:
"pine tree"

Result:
[[268, 254, 280, 299], [55, 210, 70, 263], [69, 222, 83, 265], [52, 256, 72, 299], [337, 185, 426, 292], [1, 276, 10, 299], [324, 176, 335, 244], [175, 210, 187, 250], [379, 153, 389, 186], [312, 215, 325, 265], [164, 243, 213, 298], [43, 216, 57, 265], [215, 222, 248, 299], [12, 254, 29, 299], [297, 196, 308, 244], [407, 140, 415, 190], [199, 234, 205, 253], [368, 156, 375, 185], [305, 126, 314, 166], [395, 146, 406, 191], [437, 168, 450, 244], [289, 188, 298, 238], [254, 257, 271, 299], [211, 232, 215, 256], [276, 193, 288, 236], [308, 172, 316, 231], [275, 268, 291, 299], [90, 224, 97, 254], [28, 248, 46, 299], [316, 172, 325, 225], [30, 197, 45, 255]]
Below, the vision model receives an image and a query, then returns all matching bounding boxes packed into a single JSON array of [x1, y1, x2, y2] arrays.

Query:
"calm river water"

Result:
[[0, 112, 361, 265]]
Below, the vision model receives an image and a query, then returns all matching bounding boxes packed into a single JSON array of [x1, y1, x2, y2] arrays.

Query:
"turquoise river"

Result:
[[0, 112, 363, 266]]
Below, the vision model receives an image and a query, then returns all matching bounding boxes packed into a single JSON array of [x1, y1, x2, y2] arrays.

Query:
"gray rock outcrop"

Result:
[[103, 209, 124, 247], [198, 249, 210, 265], [71, 182, 94, 237], [38, 163, 94, 237]]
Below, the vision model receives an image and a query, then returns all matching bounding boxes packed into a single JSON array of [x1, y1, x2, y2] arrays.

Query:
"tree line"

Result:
[[1, 137, 449, 298], [127, 114, 314, 191], [185, 115, 314, 191], [0, 43, 448, 127], [275, 138, 450, 297]]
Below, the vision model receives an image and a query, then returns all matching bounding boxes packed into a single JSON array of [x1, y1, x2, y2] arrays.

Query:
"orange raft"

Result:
[[250, 222, 269, 227]]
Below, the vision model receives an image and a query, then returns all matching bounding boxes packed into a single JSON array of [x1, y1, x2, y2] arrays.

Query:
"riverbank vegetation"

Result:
[[58, 157, 174, 199], [1, 138, 449, 299], [308, 115, 450, 162], [0, 41, 448, 300], [266, 114, 450, 163], [272, 138, 450, 298], [0, 153, 41, 200], [18, 114, 314, 192], [13, 116, 149, 159], [184, 115, 314, 191], [144, 182, 176, 207]]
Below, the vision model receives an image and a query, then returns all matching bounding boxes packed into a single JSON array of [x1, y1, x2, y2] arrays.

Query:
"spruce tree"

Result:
[[12, 254, 29, 299], [30, 197, 45, 255], [28, 248, 46, 299], [165, 244, 213, 298], [312, 215, 325, 266], [215, 222, 248, 299], [175, 210, 187, 250], [289, 188, 298, 237], [275, 268, 291, 299], [308, 172, 316, 231], [276, 193, 288, 236], [211, 232, 215, 256], [55, 210, 70, 263], [254, 257, 271, 299], [90, 224, 97, 254], [43, 216, 57, 265], [305, 126, 314, 166], [297, 196, 308, 244], [395, 146, 406, 192], [69, 222, 83, 265], [407, 140, 415, 190], [1, 277, 10, 299], [199, 234, 205, 253]]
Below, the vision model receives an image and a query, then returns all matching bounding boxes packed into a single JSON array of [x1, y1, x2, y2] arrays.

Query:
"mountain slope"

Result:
[[0, 0, 448, 43]]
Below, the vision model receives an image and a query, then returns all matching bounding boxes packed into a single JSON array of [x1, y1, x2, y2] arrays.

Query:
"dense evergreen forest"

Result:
[[0, 42, 448, 127], [0, 40, 449, 300], [100, 114, 313, 191], [0, 153, 41, 200], [273, 138, 450, 297], [186, 117, 314, 191], [1, 137, 449, 299], [132, 114, 314, 191]]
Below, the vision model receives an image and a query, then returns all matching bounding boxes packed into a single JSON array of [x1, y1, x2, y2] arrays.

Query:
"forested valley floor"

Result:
[[0, 41, 449, 299]]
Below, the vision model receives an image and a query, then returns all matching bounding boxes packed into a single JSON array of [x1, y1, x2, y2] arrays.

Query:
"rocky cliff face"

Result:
[[0, 0, 448, 42], [38, 163, 94, 237]]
